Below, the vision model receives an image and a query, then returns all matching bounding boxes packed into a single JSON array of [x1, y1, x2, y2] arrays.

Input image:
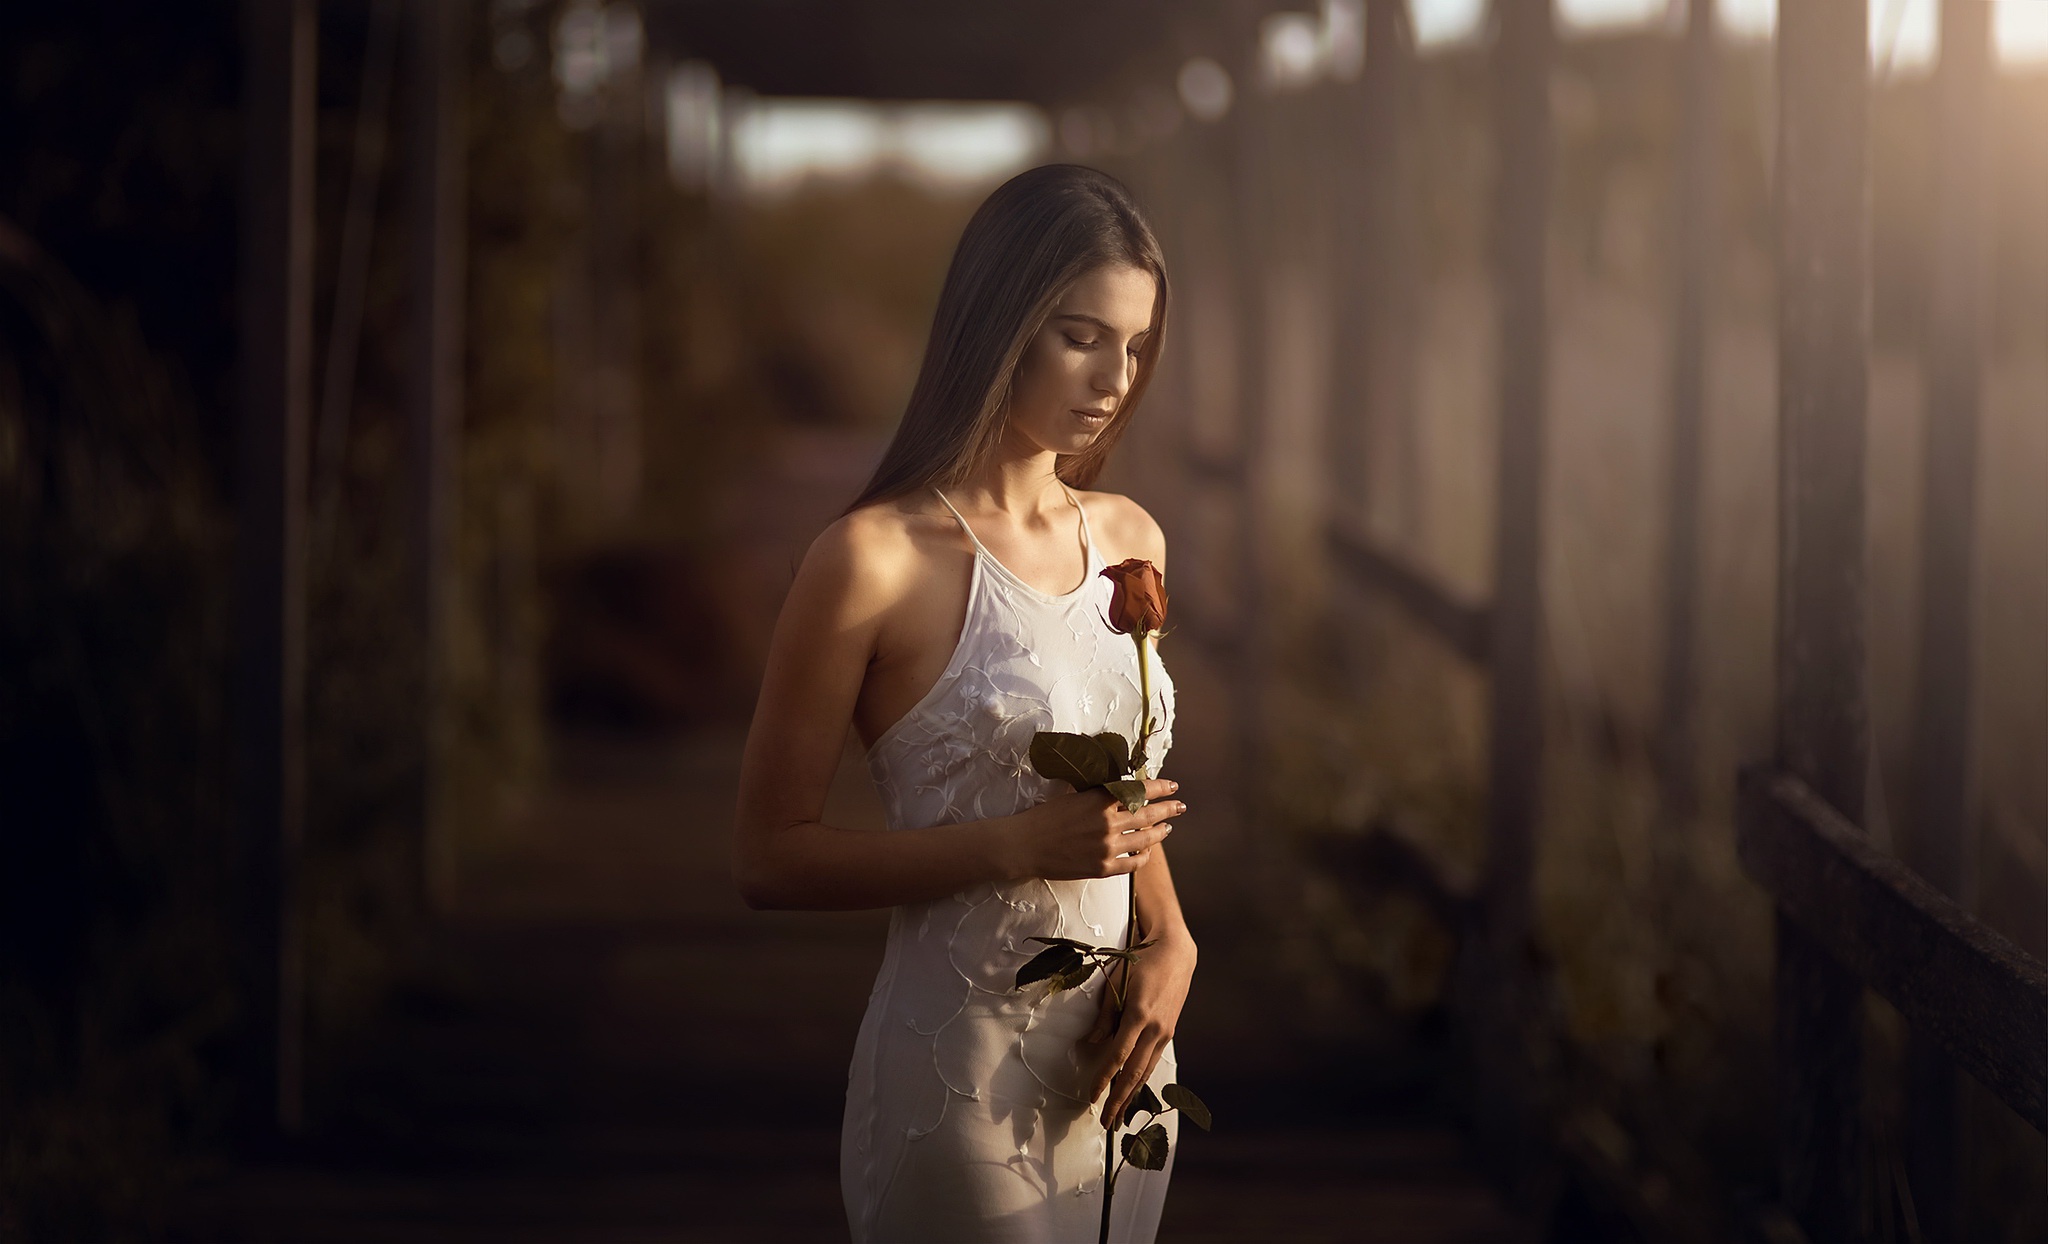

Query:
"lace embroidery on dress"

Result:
[[840, 485, 1180, 1243]]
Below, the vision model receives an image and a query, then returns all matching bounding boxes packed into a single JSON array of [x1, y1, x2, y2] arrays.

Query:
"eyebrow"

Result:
[[1053, 312, 1151, 341]]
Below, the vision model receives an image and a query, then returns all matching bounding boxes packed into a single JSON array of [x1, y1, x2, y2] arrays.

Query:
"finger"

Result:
[[1141, 777, 1181, 802], [1091, 1027, 1144, 1108], [1101, 1040, 1153, 1126], [1141, 799, 1186, 827], [1120, 814, 1177, 846], [1132, 1037, 1167, 1102], [1111, 826, 1173, 871], [1086, 973, 1120, 1044]]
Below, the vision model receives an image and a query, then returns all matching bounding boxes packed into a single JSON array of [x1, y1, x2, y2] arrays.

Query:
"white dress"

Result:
[[843, 486, 1181, 1243]]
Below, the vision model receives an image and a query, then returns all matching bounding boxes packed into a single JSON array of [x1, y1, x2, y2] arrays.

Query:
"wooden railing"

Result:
[[1322, 526, 1490, 666], [1739, 766, 2048, 1137], [1134, 1, 2026, 1241]]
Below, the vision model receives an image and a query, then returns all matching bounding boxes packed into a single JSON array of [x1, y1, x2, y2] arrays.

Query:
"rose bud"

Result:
[[1100, 558, 1168, 635]]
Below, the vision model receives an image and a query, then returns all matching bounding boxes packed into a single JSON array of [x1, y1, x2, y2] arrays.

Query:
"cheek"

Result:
[[1014, 339, 1075, 408]]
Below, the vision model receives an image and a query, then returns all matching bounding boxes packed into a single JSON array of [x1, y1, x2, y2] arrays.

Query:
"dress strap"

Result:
[[933, 485, 1097, 573], [1060, 484, 1102, 566], [931, 487, 996, 560]]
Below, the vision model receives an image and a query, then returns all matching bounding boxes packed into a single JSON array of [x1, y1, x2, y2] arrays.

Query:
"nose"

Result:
[[1091, 347, 1135, 403]]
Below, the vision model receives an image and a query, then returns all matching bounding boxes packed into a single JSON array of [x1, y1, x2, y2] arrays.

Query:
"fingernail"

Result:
[[1167, 781, 1179, 792], [1176, 802, 1187, 814]]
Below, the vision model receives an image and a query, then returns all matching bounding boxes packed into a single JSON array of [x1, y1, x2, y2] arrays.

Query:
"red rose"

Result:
[[1100, 558, 1168, 635]]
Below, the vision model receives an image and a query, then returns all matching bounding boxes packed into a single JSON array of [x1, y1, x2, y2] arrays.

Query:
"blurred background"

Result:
[[7, 0, 2048, 1239]]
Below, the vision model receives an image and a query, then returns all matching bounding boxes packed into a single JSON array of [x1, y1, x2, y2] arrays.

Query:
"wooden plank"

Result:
[[1775, 6, 1871, 814], [1655, 0, 1717, 834], [1362, 0, 1421, 544], [1468, 0, 1553, 1187], [1909, 0, 1990, 921], [1905, 0, 1994, 1231], [408, 0, 469, 912], [1326, 0, 1411, 535], [234, 0, 315, 1138], [1738, 765, 2048, 1136], [1771, 2, 1872, 1236], [1324, 0, 1423, 557], [1324, 525, 1490, 664], [1226, 83, 1273, 877], [1481, 0, 1551, 954], [1325, 59, 1371, 531]]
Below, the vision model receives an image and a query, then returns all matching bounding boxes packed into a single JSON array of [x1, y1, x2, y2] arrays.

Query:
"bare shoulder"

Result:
[[1075, 489, 1167, 571], [799, 494, 953, 614]]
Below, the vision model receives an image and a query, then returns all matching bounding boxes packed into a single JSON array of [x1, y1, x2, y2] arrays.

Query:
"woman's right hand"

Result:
[[1007, 778, 1183, 880]]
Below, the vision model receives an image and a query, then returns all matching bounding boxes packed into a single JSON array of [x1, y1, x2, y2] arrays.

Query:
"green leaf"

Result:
[[1103, 779, 1149, 814], [1121, 1083, 1164, 1127], [1121, 1122, 1170, 1170], [1161, 1083, 1212, 1131], [1093, 731, 1132, 776], [1014, 944, 1085, 989], [1029, 732, 1118, 790]]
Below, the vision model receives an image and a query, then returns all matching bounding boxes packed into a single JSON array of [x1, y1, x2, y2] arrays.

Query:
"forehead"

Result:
[[1052, 263, 1157, 335]]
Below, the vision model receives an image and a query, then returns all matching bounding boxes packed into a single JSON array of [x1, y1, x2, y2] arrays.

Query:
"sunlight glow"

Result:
[[1412, 0, 1486, 47], [1409, 0, 2048, 66], [726, 100, 1048, 197], [1999, 0, 2048, 64]]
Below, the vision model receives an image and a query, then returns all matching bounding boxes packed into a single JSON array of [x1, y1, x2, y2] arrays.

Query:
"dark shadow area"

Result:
[[12, 3, 2048, 1243]]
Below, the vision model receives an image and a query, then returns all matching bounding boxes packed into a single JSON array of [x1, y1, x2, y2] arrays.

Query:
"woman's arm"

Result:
[[1087, 846, 1197, 1124], [732, 511, 1180, 911], [1133, 843, 1193, 951], [733, 512, 1014, 909]]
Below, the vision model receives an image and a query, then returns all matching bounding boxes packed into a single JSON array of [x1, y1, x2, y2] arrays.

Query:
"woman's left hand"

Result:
[[1086, 931, 1196, 1127]]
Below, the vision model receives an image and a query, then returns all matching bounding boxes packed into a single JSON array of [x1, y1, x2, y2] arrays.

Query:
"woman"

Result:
[[733, 164, 1195, 1244]]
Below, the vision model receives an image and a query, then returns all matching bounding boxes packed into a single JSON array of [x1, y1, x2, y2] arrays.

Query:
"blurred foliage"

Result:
[[1, 0, 598, 1223], [630, 175, 977, 542], [0, 4, 242, 1237], [1, 0, 965, 1217], [0, 232, 238, 1240]]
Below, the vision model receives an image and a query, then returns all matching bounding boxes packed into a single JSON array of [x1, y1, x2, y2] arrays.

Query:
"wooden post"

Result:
[[1327, 67, 1372, 534], [1474, 0, 1552, 1178], [1904, 0, 1992, 1233], [1153, 129, 1206, 554], [1330, 0, 1418, 543], [1228, 86, 1273, 889], [589, 21, 644, 518], [408, 0, 468, 911], [1772, 1, 1871, 1237], [1656, 0, 1717, 838], [1175, 112, 1240, 654], [1363, 0, 1420, 545], [234, 0, 314, 1139]]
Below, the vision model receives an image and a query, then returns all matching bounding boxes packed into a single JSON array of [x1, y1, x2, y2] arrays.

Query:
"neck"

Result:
[[951, 444, 1068, 519]]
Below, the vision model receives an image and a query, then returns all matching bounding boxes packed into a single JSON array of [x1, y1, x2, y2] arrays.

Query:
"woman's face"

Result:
[[1005, 262, 1158, 457]]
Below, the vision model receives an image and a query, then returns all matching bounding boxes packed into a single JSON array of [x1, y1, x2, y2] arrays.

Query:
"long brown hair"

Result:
[[843, 164, 1168, 514]]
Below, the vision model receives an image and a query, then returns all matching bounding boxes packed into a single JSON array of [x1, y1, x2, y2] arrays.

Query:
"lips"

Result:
[[1073, 408, 1112, 421]]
